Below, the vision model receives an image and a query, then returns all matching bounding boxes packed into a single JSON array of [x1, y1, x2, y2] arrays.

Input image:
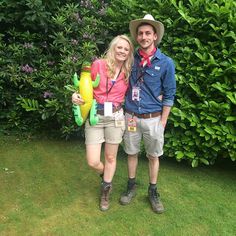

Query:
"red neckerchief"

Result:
[[139, 48, 157, 67]]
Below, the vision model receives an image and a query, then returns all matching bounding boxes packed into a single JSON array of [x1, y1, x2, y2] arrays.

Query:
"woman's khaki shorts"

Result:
[[85, 110, 125, 145]]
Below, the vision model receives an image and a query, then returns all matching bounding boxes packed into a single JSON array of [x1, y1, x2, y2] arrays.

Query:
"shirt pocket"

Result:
[[145, 67, 161, 79], [144, 68, 163, 101], [145, 68, 162, 87]]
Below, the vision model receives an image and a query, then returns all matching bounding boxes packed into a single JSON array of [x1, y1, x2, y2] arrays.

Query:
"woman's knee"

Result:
[[87, 158, 100, 169], [105, 154, 116, 164]]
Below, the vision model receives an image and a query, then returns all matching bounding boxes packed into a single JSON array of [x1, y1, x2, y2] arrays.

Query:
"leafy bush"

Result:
[[0, 0, 111, 138]]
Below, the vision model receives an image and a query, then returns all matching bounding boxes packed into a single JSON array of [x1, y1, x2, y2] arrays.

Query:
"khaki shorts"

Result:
[[85, 109, 125, 145], [123, 113, 164, 158]]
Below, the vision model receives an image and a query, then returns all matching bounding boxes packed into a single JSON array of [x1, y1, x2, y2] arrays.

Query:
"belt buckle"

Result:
[[143, 113, 151, 119]]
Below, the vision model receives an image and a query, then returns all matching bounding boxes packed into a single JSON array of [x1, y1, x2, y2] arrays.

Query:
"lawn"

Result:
[[0, 135, 236, 236]]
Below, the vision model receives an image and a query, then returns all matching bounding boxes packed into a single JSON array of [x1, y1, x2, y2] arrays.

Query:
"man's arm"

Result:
[[161, 105, 171, 128]]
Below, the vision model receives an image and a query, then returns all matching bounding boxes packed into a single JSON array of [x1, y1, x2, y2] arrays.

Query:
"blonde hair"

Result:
[[104, 35, 134, 83]]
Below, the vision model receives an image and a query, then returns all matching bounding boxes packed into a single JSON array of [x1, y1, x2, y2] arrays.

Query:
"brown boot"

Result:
[[100, 184, 112, 211]]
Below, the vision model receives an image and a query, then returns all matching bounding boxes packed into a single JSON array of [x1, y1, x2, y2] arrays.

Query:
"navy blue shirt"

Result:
[[125, 49, 176, 114]]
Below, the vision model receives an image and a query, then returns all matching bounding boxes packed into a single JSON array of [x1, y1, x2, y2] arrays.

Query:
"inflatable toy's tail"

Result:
[[73, 104, 84, 126]]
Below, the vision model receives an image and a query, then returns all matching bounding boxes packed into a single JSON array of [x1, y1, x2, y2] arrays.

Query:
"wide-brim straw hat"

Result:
[[129, 14, 164, 45]]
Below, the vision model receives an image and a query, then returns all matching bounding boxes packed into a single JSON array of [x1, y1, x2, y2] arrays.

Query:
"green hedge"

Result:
[[107, 0, 236, 166], [0, 0, 235, 166]]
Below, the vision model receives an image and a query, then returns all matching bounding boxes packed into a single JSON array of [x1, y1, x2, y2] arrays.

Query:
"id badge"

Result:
[[114, 109, 125, 127], [127, 117, 137, 132], [104, 102, 113, 116], [132, 87, 140, 101], [115, 120, 125, 127]]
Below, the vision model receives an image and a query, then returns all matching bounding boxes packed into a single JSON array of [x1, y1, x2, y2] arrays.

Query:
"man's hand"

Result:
[[160, 106, 171, 129]]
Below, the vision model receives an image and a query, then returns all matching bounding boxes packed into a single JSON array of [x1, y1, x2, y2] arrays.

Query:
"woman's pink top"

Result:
[[91, 59, 128, 107]]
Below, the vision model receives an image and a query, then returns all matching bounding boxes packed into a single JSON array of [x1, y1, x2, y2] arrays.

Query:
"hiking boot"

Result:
[[120, 184, 136, 205], [148, 188, 164, 214], [100, 185, 112, 211]]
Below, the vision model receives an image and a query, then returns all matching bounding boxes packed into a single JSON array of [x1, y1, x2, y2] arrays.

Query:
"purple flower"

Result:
[[74, 13, 82, 23], [71, 39, 79, 45], [91, 56, 98, 62], [43, 91, 53, 99], [71, 56, 78, 62], [42, 41, 48, 48], [47, 61, 55, 66], [23, 43, 33, 49], [98, 8, 106, 16], [82, 33, 90, 39], [103, 30, 108, 36], [21, 64, 36, 73], [80, 0, 93, 9]]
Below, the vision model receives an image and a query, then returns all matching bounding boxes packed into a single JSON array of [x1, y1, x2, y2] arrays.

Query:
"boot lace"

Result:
[[151, 189, 160, 203], [102, 186, 111, 201]]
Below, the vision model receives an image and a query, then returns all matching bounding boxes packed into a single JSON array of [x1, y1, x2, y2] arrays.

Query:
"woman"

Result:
[[72, 35, 134, 211]]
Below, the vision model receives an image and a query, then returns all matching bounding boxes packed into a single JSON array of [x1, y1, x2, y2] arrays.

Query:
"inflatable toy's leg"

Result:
[[92, 74, 100, 88], [73, 104, 84, 126], [73, 72, 80, 88], [89, 99, 99, 126]]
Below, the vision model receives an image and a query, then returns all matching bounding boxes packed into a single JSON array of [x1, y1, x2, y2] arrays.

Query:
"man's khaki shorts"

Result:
[[123, 113, 164, 158]]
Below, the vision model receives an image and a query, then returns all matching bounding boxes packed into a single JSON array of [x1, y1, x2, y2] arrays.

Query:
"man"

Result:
[[120, 14, 176, 213]]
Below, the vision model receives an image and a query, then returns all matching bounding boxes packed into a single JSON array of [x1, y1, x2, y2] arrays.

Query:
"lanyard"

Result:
[[106, 67, 122, 97], [134, 65, 145, 85], [133, 64, 159, 102]]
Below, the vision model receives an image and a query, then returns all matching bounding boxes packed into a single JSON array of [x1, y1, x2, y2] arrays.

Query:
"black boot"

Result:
[[148, 187, 164, 214], [120, 179, 136, 205]]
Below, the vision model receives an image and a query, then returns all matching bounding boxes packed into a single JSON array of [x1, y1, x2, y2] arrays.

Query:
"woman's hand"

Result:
[[72, 92, 85, 105]]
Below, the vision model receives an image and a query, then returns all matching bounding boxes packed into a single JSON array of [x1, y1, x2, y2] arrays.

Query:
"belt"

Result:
[[97, 106, 122, 115], [126, 110, 161, 119]]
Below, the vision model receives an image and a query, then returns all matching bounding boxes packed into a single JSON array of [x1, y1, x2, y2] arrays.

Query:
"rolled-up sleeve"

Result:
[[162, 57, 176, 107]]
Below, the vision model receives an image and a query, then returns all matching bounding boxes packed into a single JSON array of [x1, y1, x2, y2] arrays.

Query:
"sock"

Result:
[[102, 181, 112, 189], [149, 183, 157, 190], [128, 177, 136, 189]]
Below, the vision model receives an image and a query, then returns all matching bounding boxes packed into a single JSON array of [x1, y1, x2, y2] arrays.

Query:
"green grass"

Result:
[[0, 135, 236, 236]]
